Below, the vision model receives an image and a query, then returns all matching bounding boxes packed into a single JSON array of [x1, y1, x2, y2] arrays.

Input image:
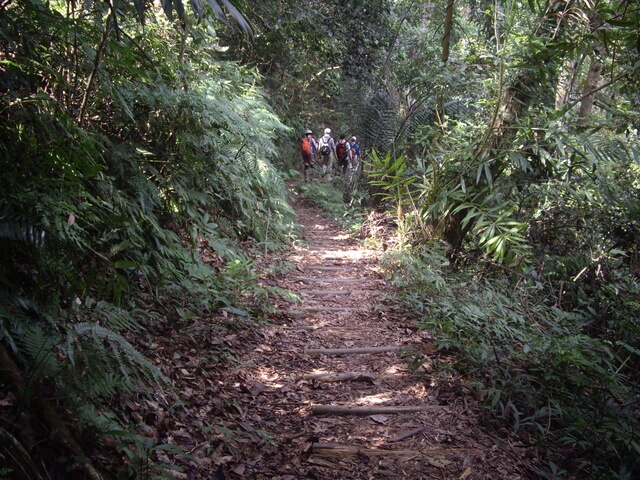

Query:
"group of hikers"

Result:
[[300, 128, 361, 182]]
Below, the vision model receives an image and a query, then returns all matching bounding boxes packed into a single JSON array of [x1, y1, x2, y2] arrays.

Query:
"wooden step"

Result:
[[303, 266, 350, 271], [300, 306, 367, 313], [312, 405, 447, 415], [300, 290, 375, 296], [304, 345, 402, 355], [294, 276, 366, 283], [310, 443, 470, 459]]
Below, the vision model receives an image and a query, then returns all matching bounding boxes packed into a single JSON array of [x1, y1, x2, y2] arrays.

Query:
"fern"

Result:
[[1, 3, 298, 477], [387, 243, 640, 477], [360, 89, 399, 155], [16, 323, 60, 379]]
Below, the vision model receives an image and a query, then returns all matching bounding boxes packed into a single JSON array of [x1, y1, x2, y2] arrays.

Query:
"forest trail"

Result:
[[225, 193, 532, 479]]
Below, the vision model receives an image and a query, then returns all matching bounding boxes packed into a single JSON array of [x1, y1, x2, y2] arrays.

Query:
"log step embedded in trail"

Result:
[[310, 443, 474, 458], [311, 443, 423, 459], [294, 276, 366, 283], [304, 345, 403, 355], [302, 266, 351, 271], [300, 306, 365, 313], [302, 372, 377, 383], [312, 405, 447, 416], [300, 290, 375, 296]]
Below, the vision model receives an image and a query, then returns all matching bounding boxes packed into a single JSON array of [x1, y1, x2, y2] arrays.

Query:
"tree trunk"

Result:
[[578, 14, 605, 126], [436, 0, 455, 122]]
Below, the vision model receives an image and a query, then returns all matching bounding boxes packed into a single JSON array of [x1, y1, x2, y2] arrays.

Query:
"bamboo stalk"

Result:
[[300, 306, 365, 312], [311, 442, 478, 458], [295, 277, 364, 283], [311, 443, 419, 458]]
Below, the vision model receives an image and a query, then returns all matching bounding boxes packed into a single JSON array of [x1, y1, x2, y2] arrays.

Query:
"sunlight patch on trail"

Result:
[[356, 393, 395, 405]]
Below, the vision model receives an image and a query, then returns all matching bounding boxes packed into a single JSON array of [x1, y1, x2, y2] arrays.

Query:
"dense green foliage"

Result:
[[363, 1, 640, 478], [0, 0, 295, 476], [2, 0, 640, 478], [215, 0, 393, 170]]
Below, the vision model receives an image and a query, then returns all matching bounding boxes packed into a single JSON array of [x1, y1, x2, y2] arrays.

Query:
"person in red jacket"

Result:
[[335, 133, 351, 175], [300, 129, 317, 182]]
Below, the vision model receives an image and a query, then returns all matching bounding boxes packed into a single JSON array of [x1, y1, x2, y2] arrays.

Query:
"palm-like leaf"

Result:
[[127, 0, 253, 38], [207, 0, 253, 38]]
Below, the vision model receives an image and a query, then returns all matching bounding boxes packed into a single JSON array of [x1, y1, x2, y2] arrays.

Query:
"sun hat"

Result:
[[305, 129, 312, 134], [351, 136, 356, 141], [324, 128, 331, 135]]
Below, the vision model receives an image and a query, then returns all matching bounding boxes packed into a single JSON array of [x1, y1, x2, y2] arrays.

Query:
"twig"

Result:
[[78, 12, 112, 127], [387, 425, 430, 443]]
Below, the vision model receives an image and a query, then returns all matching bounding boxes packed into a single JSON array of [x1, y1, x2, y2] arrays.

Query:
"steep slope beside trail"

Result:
[[220, 193, 536, 479]]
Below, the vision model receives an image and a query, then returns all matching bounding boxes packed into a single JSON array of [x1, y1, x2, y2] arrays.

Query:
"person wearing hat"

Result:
[[349, 136, 361, 170], [300, 129, 318, 182], [317, 128, 337, 175]]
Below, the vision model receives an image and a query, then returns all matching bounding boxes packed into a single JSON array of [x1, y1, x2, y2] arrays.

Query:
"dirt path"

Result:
[[225, 195, 534, 479]]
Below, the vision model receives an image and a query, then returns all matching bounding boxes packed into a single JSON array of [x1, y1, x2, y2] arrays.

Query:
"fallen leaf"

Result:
[[427, 457, 452, 468], [212, 455, 234, 466], [0, 393, 16, 406], [248, 381, 267, 396], [460, 467, 473, 479], [370, 414, 389, 424]]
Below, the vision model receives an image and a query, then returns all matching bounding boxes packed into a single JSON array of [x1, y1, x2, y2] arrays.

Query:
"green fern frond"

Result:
[[360, 89, 399, 155], [212, 215, 239, 240], [15, 322, 61, 379], [86, 299, 143, 332], [0, 204, 45, 248], [70, 322, 166, 389]]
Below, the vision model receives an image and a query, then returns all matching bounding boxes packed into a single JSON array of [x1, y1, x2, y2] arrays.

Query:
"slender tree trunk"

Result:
[[578, 14, 605, 126], [436, 0, 455, 122], [78, 13, 112, 128], [555, 58, 582, 109], [577, 52, 603, 126]]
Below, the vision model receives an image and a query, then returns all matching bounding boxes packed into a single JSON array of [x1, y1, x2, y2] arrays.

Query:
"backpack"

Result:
[[319, 137, 331, 156], [336, 141, 348, 160], [301, 137, 312, 156]]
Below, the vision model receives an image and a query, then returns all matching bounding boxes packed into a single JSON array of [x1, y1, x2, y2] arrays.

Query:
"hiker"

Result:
[[317, 128, 336, 175], [335, 134, 351, 175], [349, 136, 361, 170], [300, 129, 317, 182]]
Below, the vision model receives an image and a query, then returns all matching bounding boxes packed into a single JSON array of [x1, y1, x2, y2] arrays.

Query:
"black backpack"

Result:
[[319, 138, 331, 156]]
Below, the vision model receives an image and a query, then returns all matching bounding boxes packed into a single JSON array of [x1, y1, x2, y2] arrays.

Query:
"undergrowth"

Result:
[[0, 3, 296, 477], [383, 245, 640, 480], [298, 174, 368, 234]]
